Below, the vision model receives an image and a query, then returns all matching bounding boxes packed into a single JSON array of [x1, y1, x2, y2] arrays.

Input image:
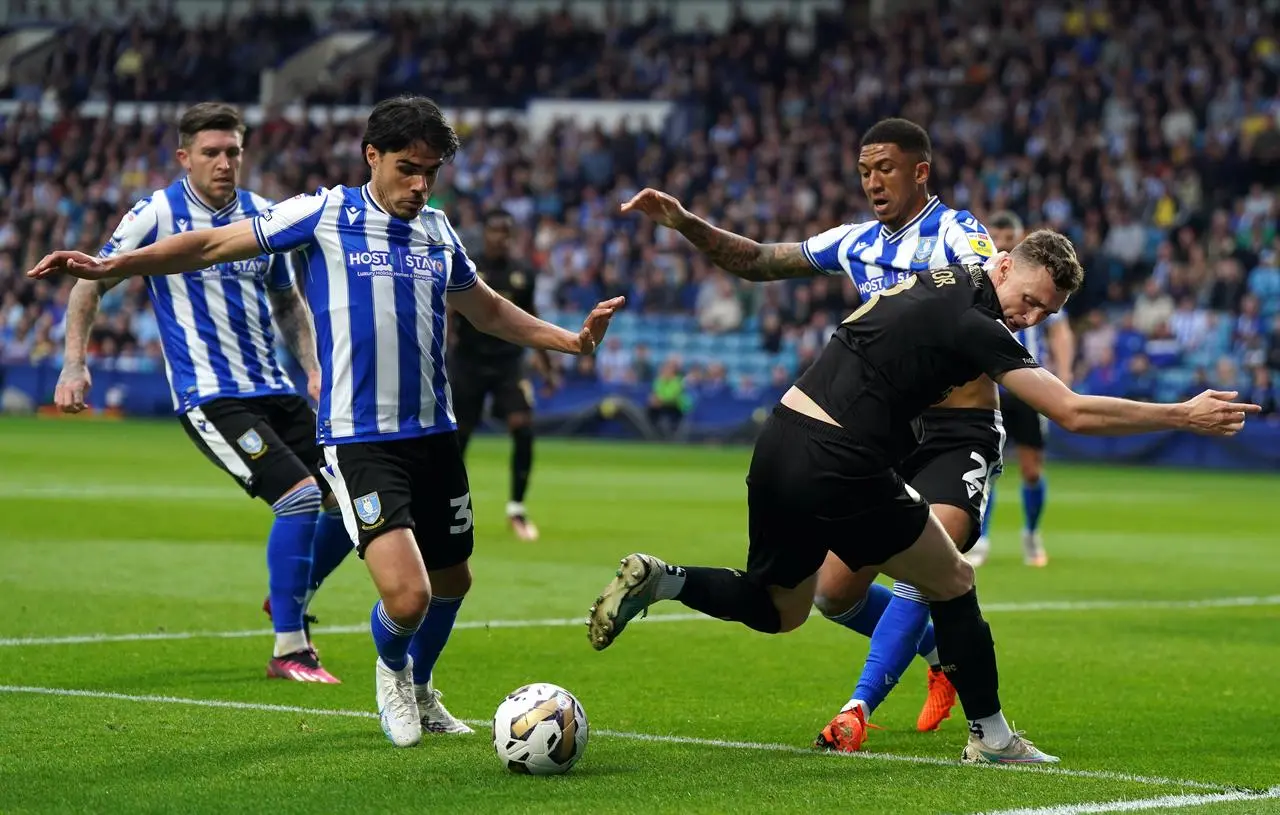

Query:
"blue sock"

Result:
[[266, 483, 322, 635], [408, 596, 464, 685], [850, 582, 931, 715], [1022, 477, 1046, 532], [308, 507, 353, 593], [370, 600, 420, 672], [980, 487, 995, 537], [822, 582, 893, 637]]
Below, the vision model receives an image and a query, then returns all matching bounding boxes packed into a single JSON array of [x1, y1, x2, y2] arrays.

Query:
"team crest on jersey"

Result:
[[423, 214, 443, 243], [966, 233, 994, 258], [237, 429, 267, 458], [354, 492, 383, 527], [913, 237, 937, 263]]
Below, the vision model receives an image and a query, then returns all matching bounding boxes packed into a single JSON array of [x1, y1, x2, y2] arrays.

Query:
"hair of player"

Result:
[[988, 210, 1024, 233], [483, 208, 515, 226], [860, 118, 932, 163], [1012, 229, 1085, 293], [177, 102, 245, 148], [362, 95, 461, 161]]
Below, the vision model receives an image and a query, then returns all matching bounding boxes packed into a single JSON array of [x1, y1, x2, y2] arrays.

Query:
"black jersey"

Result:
[[793, 263, 1039, 469], [453, 254, 537, 361]]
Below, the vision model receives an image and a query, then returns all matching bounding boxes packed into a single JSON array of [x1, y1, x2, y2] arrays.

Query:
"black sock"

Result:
[[510, 426, 533, 504], [675, 566, 781, 634], [929, 587, 1001, 719]]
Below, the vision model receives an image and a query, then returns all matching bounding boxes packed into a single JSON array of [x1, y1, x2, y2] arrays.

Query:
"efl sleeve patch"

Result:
[[965, 233, 994, 258]]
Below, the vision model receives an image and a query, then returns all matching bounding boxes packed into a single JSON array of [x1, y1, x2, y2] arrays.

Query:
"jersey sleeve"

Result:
[[941, 212, 995, 265], [436, 212, 479, 292], [955, 309, 1040, 380], [252, 191, 328, 255], [99, 198, 159, 258], [265, 252, 296, 291], [800, 223, 854, 276]]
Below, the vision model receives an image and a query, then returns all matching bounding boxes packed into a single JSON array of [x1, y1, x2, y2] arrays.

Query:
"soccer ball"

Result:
[[492, 683, 589, 775]]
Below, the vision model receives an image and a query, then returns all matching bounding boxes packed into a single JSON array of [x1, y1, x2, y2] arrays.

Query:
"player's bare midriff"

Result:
[[780, 374, 997, 429]]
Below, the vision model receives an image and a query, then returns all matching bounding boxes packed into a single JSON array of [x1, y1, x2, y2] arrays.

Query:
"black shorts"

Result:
[[450, 354, 533, 426], [1000, 389, 1047, 450], [744, 406, 931, 589], [178, 394, 323, 505], [321, 432, 475, 567], [897, 408, 1005, 552]]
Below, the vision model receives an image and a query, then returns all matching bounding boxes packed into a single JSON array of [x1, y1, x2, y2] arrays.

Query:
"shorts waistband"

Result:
[[921, 407, 1003, 421], [770, 404, 853, 442]]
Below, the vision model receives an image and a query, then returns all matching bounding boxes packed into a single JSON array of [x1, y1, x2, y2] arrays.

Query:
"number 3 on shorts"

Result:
[[450, 492, 474, 535]]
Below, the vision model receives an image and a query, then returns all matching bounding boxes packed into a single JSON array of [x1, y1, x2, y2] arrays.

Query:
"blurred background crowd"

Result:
[[3, 0, 1280, 422]]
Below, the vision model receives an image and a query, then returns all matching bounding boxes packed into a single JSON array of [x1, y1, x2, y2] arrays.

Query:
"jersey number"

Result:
[[961, 452, 1000, 502], [842, 274, 919, 324], [450, 492, 474, 535]]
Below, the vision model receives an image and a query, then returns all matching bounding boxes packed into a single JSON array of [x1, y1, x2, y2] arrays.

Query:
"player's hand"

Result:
[[54, 362, 93, 413], [578, 296, 626, 355], [305, 369, 322, 403], [1182, 390, 1262, 436], [620, 188, 691, 230], [27, 251, 113, 281]]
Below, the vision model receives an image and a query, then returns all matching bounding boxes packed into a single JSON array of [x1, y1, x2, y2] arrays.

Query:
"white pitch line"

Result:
[[3, 595, 1278, 649], [973, 787, 1280, 815], [0, 685, 1240, 793]]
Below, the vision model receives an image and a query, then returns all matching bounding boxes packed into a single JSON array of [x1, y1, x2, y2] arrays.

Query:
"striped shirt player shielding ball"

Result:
[[55, 102, 349, 686], [29, 95, 624, 749]]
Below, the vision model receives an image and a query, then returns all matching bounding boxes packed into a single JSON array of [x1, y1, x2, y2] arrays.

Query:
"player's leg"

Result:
[[406, 433, 475, 734], [450, 357, 488, 458], [496, 372, 538, 541], [180, 400, 337, 683], [588, 408, 840, 649], [322, 442, 426, 747], [876, 515, 1057, 763], [1017, 416, 1049, 567], [812, 557, 893, 638]]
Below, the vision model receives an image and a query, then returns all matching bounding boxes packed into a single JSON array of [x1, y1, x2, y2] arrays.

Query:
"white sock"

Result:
[[274, 630, 309, 657], [840, 699, 870, 718], [654, 561, 685, 600], [920, 648, 939, 667], [970, 711, 1014, 750], [506, 501, 525, 518]]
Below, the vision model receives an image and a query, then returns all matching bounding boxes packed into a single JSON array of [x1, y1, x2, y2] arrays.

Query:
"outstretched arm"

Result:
[[621, 188, 816, 282], [28, 220, 263, 282], [449, 278, 623, 355], [998, 366, 1258, 436]]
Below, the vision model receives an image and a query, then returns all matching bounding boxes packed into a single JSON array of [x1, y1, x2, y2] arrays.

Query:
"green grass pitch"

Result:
[[1, 416, 1277, 814]]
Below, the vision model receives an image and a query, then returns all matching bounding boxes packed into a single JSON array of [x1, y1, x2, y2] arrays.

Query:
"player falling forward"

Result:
[[449, 208, 557, 541], [56, 102, 350, 683], [30, 95, 623, 748], [622, 118, 1002, 750], [587, 235, 1257, 764], [967, 211, 1076, 568]]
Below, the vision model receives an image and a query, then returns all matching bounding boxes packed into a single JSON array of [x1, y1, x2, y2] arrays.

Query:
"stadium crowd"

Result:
[[2, 0, 1280, 418]]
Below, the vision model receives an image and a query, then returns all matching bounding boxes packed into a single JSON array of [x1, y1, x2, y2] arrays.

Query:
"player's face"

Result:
[[992, 256, 1070, 331], [989, 226, 1023, 254], [177, 129, 242, 208], [484, 217, 513, 257], [857, 143, 929, 229], [367, 141, 444, 220]]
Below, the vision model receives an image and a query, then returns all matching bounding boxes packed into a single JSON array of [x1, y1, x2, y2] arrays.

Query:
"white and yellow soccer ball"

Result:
[[492, 683, 589, 775]]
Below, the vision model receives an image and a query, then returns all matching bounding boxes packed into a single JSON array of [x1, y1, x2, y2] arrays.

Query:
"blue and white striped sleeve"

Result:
[[252, 191, 328, 255], [438, 213, 478, 292], [265, 253, 297, 291], [942, 212, 995, 266], [799, 224, 853, 276], [99, 198, 159, 258]]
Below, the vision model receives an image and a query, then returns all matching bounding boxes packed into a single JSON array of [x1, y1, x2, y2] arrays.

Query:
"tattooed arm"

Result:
[[620, 188, 817, 282], [268, 282, 321, 401], [54, 276, 128, 412]]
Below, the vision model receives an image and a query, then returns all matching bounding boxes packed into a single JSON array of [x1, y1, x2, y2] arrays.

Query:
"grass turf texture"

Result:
[[0, 416, 1277, 814]]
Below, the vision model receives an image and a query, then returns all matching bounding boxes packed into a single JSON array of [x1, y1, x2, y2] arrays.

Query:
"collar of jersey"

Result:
[[361, 183, 390, 216], [182, 177, 239, 219], [880, 195, 940, 244]]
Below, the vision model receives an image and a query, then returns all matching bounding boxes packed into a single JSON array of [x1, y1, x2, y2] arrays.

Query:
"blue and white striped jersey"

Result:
[[1016, 309, 1066, 364], [801, 196, 994, 297], [251, 184, 478, 445], [100, 178, 296, 413]]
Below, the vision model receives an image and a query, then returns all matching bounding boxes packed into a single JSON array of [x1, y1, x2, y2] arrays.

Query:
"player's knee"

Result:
[[507, 412, 531, 431], [428, 560, 473, 599], [933, 558, 975, 601], [812, 590, 861, 619], [382, 585, 431, 625]]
